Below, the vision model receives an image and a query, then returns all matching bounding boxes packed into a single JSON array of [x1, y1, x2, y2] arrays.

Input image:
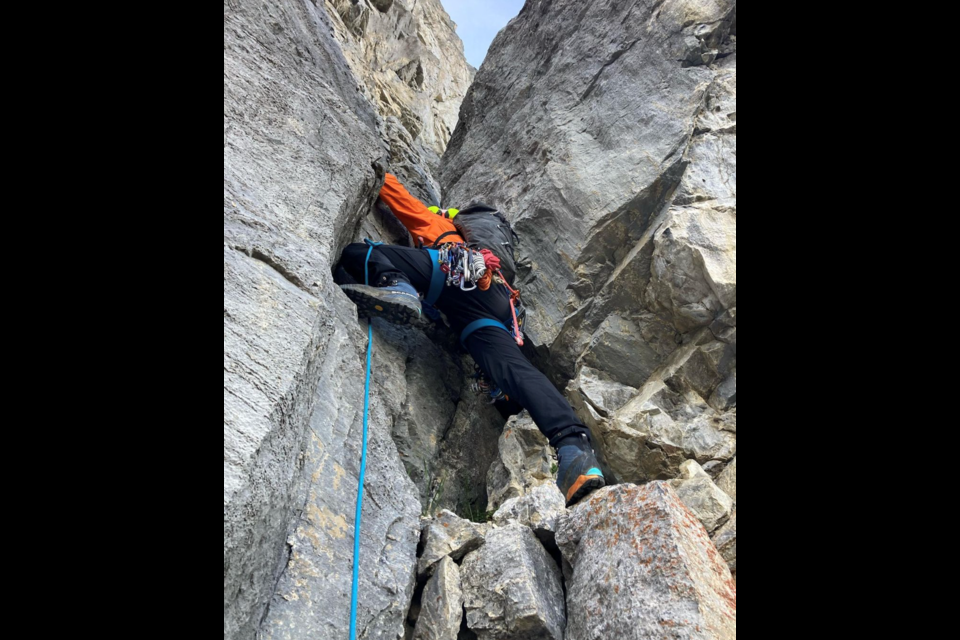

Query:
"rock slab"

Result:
[[461, 525, 566, 640], [413, 556, 464, 640], [486, 413, 556, 512], [493, 484, 567, 541], [557, 483, 736, 640], [671, 460, 734, 533], [419, 510, 489, 577]]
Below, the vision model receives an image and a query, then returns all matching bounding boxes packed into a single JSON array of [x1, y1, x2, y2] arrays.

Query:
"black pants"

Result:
[[339, 243, 589, 445]]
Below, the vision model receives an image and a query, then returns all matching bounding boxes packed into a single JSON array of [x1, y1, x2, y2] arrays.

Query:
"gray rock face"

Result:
[[224, 1, 400, 637], [493, 484, 567, 545], [413, 557, 464, 640], [461, 525, 566, 640], [717, 456, 737, 503], [568, 365, 736, 484], [647, 62, 737, 336], [432, 362, 507, 517], [440, 0, 738, 496], [671, 460, 734, 533], [326, 0, 474, 179], [264, 321, 425, 640], [713, 510, 737, 580], [441, 0, 737, 373], [557, 484, 737, 640], [224, 0, 473, 637], [418, 510, 489, 577], [566, 366, 638, 420], [373, 322, 462, 507], [486, 413, 557, 512]]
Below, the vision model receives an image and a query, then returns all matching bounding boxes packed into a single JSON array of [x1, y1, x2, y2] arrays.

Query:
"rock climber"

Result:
[[336, 174, 606, 507]]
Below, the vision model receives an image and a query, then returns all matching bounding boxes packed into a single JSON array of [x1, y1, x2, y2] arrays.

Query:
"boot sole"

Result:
[[566, 475, 606, 507], [341, 286, 421, 326]]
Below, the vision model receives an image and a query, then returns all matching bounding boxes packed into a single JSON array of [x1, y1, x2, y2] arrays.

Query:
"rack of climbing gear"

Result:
[[427, 242, 526, 348], [437, 243, 489, 291]]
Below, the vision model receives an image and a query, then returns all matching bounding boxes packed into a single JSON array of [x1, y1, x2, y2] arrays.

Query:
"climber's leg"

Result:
[[339, 243, 435, 289], [464, 326, 606, 505], [338, 243, 434, 325], [464, 326, 589, 442]]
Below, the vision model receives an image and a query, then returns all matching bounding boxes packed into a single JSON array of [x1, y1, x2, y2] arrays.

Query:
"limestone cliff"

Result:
[[440, 0, 737, 491], [224, 0, 737, 638], [224, 1, 473, 638], [325, 0, 475, 200]]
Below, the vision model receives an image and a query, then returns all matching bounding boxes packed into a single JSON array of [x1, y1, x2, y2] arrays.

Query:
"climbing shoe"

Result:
[[340, 282, 422, 325], [556, 433, 606, 507]]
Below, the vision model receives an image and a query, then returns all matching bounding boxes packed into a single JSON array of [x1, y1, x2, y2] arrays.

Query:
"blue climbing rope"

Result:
[[350, 241, 380, 639], [349, 320, 372, 640]]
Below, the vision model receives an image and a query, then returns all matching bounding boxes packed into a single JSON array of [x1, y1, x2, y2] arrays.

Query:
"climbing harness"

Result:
[[422, 248, 446, 307], [350, 241, 379, 640], [459, 318, 511, 346]]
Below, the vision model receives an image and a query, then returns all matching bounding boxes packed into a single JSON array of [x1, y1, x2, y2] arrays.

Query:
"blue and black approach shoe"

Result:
[[340, 282, 422, 325], [556, 433, 606, 507]]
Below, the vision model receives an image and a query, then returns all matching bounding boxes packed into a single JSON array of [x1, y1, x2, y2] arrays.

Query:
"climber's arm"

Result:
[[379, 173, 462, 245]]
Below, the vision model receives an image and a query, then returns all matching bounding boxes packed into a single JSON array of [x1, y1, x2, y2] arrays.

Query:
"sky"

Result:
[[441, 0, 526, 69]]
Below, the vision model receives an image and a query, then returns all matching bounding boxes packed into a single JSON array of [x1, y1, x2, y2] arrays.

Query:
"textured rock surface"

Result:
[[567, 365, 736, 484], [224, 0, 474, 638], [566, 366, 638, 419], [493, 484, 567, 546], [713, 510, 737, 580], [461, 525, 566, 640], [441, 0, 737, 375], [418, 510, 489, 577], [413, 557, 464, 640], [557, 483, 737, 640], [264, 320, 426, 640], [373, 322, 462, 506], [717, 456, 737, 503], [441, 0, 738, 489], [326, 0, 474, 183], [486, 413, 556, 512], [224, 2, 403, 638], [647, 57, 737, 337], [432, 364, 508, 516], [670, 460, 734, 533]]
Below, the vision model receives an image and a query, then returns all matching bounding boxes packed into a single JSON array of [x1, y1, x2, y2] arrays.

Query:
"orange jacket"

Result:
[[379, 174, 464, 246]]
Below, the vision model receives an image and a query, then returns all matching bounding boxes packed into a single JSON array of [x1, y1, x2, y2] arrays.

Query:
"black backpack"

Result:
[[435, 203, 520, 284]]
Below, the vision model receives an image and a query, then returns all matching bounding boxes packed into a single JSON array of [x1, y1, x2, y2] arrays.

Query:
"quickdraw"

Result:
[[435, 242, 525, 348], [438, 243, 488, 291]]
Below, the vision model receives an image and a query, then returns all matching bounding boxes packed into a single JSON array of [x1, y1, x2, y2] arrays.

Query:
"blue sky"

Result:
[[441, 0, 526, 68]]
